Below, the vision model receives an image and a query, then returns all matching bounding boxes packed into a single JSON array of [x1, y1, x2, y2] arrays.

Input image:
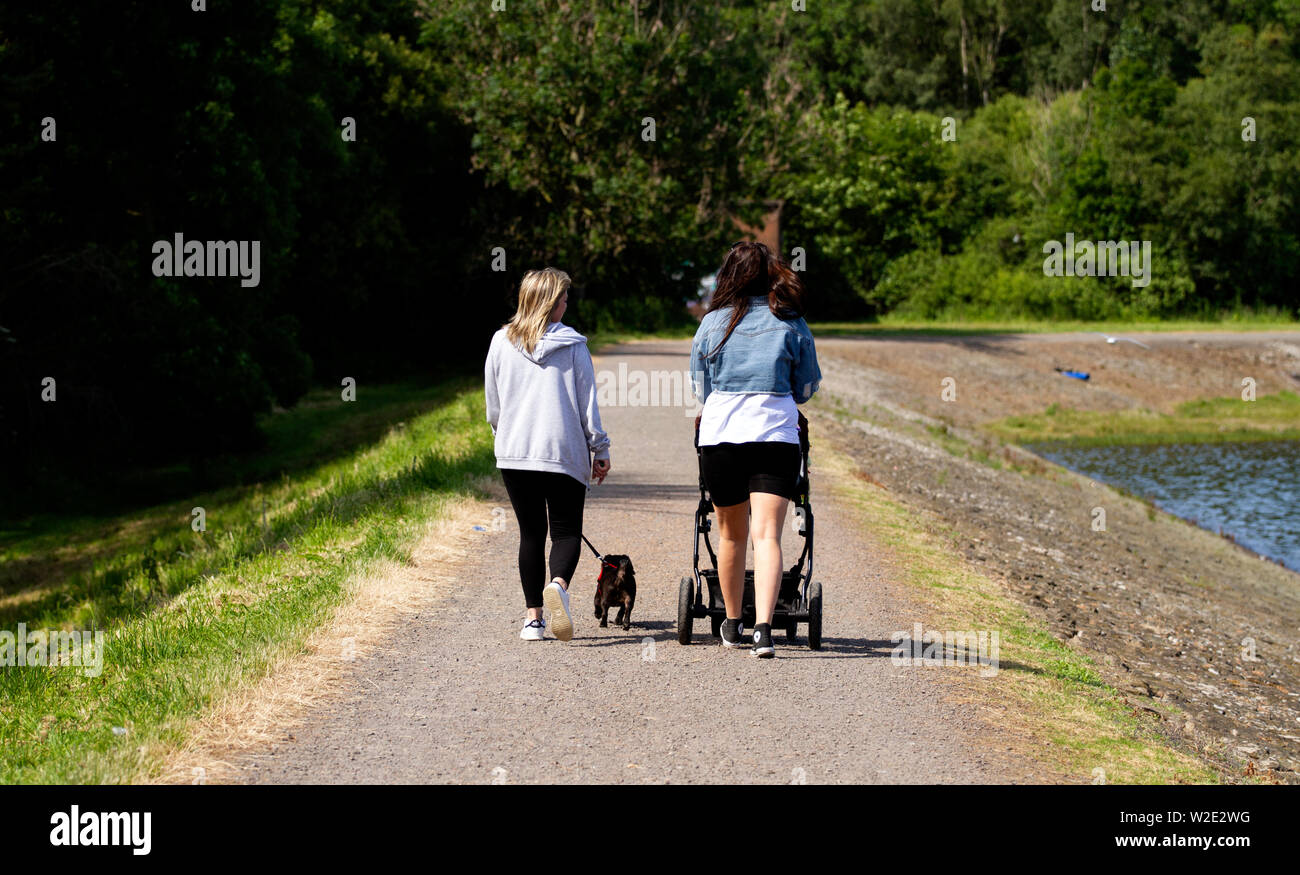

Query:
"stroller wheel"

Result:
[[807, 581, 823, 650], [677, 577, 694, 645], [785, 620, 798, 643], [710, 615, 722, 638]]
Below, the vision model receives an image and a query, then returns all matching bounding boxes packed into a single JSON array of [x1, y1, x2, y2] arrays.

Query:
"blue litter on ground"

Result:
[[471, 525, 487, 532], [1056, 368, 1090, 381]]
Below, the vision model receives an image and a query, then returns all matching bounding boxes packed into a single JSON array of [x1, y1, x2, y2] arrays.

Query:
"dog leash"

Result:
[[583, 459, 619, 571], [580, 533, 607, 561], [581, 534, 619, 571]]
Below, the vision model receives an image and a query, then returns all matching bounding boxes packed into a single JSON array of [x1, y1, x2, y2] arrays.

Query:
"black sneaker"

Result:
[[720, 618, 746, 648], [751, 623, 775, 658]]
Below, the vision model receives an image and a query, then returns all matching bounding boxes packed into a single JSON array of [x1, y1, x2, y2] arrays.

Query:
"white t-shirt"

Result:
[[698, 392, 798, 446]]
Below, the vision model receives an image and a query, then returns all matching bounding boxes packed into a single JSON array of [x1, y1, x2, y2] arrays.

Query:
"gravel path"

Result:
[[231, 341, 1021, 784]]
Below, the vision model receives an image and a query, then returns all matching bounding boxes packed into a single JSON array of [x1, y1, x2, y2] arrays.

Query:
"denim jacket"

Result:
[[690, 297, 822, 404]]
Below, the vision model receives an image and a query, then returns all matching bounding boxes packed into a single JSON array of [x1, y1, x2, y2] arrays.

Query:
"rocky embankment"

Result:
[[813, 331, 1300, 781]]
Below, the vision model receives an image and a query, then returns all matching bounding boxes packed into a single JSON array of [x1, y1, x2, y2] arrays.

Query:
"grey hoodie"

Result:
[[485, 322, 610, 485]]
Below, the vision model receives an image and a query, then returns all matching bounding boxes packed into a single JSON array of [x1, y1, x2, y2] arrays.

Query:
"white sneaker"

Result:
[[543, 578, 573, 641], [520, 618, 546, 641]]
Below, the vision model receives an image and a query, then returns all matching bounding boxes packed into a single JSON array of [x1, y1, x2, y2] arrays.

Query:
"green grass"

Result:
[[580, 313, 1299, 347], [0, 378, 495, 783], [809, 314, 1299, 337], [987, 391, 1300, 446]]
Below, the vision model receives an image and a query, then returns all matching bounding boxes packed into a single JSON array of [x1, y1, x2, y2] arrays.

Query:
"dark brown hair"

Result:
[[704, 241, 806, 358]]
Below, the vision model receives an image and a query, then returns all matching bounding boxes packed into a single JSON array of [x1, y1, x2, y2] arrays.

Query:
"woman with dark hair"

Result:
[[689, 241, 821, 658]]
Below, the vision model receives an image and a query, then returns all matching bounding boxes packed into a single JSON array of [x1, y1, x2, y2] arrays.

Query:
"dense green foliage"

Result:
[[1, 1, 482, 507], [778, 4, 1300, 319], [419, 2, 772, 328], [2, 1, 1297, 510]]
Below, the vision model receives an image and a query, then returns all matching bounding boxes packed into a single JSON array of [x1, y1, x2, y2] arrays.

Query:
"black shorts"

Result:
[[699, 441, 801, 507]]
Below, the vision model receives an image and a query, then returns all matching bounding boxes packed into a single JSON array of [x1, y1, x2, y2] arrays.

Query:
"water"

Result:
[[1027, 440, 1300, 571]]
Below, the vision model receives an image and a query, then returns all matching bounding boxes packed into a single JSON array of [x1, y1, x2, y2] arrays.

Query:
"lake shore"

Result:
[[812, 330, 1300, 782]]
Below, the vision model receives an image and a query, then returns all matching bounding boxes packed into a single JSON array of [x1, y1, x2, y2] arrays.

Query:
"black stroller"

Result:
[[677, 412, 823, 649]]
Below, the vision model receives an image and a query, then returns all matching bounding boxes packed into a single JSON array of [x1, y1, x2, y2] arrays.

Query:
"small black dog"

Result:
[[593, 554, 636, 631]]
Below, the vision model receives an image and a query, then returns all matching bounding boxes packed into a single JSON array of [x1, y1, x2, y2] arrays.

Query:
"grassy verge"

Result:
[[810, 315, 1299, 337], [0, 379, 494, 783], [986, 391, 1300, 446], [816, 433, 1219, 784], [586, 315, 1300, 348]]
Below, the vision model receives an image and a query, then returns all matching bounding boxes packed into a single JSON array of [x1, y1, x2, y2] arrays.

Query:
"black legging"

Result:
[[501, 468, 587, 608]]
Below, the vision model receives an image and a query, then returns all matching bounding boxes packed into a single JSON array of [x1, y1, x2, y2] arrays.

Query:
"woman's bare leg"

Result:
[[749, 492, 789, 625], [714, 502, 750, 620]]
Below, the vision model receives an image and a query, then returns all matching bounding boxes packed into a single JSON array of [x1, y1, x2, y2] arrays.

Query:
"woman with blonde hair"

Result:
[[485, 267, 611, 641]]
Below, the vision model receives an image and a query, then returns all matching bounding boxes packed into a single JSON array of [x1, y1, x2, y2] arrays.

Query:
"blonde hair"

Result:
[[506, 267, 571, 354]]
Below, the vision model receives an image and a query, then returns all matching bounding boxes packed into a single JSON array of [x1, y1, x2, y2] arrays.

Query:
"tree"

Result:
[[417, 0, 774, 328]]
